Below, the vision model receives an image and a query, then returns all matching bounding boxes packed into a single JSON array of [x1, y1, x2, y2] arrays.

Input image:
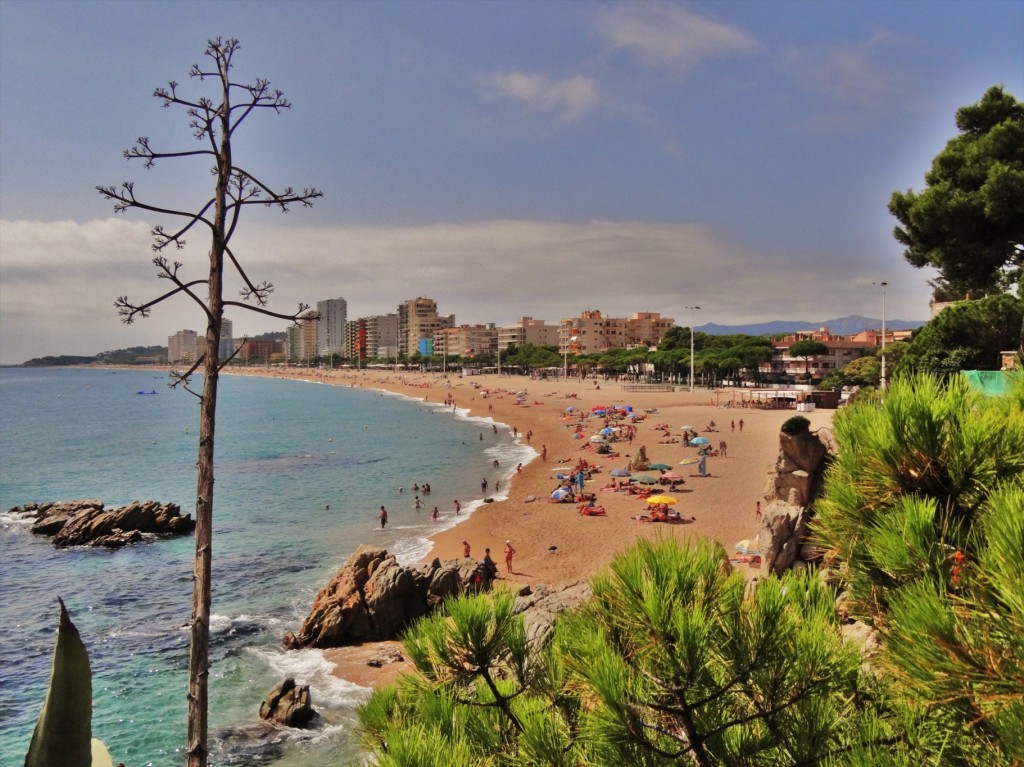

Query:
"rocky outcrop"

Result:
[[629, 445, 651, 472], [293, 546, 593, 650], [295, 546, 482, 648], [8, 499, 194, 548], [757, 419, 830, 575], [259, 678, 316, 728], [513, 582, 592, 647]]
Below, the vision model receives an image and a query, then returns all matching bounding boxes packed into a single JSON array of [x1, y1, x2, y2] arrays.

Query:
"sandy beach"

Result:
[[227, 366, 836, 686]]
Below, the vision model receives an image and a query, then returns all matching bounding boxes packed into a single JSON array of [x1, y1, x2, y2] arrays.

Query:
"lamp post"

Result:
[[874, 281, 887, 390], [686, 305, 701, 391]]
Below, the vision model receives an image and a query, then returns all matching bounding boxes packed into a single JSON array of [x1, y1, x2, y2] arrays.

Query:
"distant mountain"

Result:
[[698, 315, 927, 337]]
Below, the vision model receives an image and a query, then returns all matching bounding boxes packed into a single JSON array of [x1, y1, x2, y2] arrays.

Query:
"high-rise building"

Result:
[[397, 298, 453, 357], [168, 329, 199, 363], [316, 297, 347, 356], [286, 316, 319, 362], [219, 318, 234, 360], [435, 324, 498, 358]]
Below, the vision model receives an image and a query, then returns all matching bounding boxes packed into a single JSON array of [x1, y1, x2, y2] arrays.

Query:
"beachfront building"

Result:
[[286, 315, 319, 363], [397, 297, 454, 358], [344, 313, 399, 362], [219, 318, 234, 360], [435, 324, 498, 359], [559, 310, 676, 355], [765, 328, 877, 383], [237, 337, 285, 365], [316, 297, 347, 356], [497, 317, 559, 351], [168, 329, 200, 363]]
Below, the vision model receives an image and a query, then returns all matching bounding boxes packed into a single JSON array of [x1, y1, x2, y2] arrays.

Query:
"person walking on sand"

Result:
[[504, 540, 516, 573], [463, 540, 471, 558], [739, 418, 744, 431], [378, 506, 388, 529], [541, 444, 547, 461], [756, 501, 762, 520]]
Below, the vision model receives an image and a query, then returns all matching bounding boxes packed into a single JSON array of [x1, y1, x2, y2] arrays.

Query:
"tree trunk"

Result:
[[186, 60, 231, 767]]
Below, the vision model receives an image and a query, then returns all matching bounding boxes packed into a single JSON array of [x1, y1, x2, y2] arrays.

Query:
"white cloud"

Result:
[[784, 32, 911, 132], [478, 71, 600, 123], [593, 2, 761, 74], [0, 217, 933, 365]]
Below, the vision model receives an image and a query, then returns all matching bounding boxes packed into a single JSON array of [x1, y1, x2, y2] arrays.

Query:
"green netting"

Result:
[[961, 369, 1016, 396]]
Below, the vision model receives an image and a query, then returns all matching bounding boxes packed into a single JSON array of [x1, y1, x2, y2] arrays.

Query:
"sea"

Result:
[[0, 366, 534, 766]]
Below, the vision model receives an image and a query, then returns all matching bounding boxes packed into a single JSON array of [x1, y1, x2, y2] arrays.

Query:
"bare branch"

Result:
[[222, 300, 315, 324], [169, 357, 205, 400], [216, 340, 244, 372]]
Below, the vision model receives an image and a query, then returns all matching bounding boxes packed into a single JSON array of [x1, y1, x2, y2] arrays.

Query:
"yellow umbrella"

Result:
[[645, 495, 678, 505]]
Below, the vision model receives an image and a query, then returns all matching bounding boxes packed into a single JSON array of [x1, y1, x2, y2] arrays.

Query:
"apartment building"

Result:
[[286, 316, 319, 361], [397, 298, 454, 357], [559, 310, 675, 354], [766, 328, 877, 382], [316, 297, 347, 356], [497, 317, 559, 350], [344, 313, 399, 361], [435, 324, 498, 358]]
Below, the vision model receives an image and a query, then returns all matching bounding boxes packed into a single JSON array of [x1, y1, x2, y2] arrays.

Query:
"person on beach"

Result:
[[756, 501, 762, 520], [541, 444, 547, 461], [719, 441, 727, 457], [378, 506, 388, 529], [482, 548, 498, 580], [481, 477, 488, 493], [739, 419, 744, 431], [414, 496, 422, 510], [432, 506, 439, 521], [463, 540, 471, 558], [504, 540, 516, 573], [454, 499, 461, 514]]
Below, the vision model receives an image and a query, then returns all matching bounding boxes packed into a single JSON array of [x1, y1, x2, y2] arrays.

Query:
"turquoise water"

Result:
[[0, 367, 532, 765]]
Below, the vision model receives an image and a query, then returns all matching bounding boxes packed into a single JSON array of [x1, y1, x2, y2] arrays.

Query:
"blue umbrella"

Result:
[[690, 436, 711, 446], [611, 468, 631, 477]]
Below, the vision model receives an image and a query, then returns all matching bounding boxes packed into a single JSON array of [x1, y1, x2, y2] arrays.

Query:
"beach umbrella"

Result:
[[565, 406, 576, 413], [646, 495, 678, 505], [551, 487, 571, 500], [678, 457, 702, 466], [590, 435, 608, 443], [610, 468, 631, 477], [647, 463, 672, 470], [599, 427, 615, 436], [690, 436, 711, 446], [632, 474, 658, 485]]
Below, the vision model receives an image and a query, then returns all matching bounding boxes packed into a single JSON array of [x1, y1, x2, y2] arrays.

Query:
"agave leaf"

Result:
[[25, 597, 93, 767], [91, 738, 114, 767]]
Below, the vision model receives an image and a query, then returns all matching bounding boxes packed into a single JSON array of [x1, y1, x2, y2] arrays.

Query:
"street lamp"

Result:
[[564, 335, 577, 381], [685, 305, 701, 391], [874, 281, 887, 390]]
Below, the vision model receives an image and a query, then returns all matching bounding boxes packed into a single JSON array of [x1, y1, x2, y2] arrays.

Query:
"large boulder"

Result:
[[296, 547, 483, 648], [756, 419, 831, 575], [258, 678, 315, 728], [8, 499, 194, 548], [629, 445, 651, 472]]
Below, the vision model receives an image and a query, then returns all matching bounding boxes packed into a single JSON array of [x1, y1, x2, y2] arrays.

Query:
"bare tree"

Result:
[[97, 38, 322, 767]]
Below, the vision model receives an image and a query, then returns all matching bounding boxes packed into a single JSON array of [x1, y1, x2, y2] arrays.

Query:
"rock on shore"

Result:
[[8, 499, 195, 548], [290, 545, 592, 649]]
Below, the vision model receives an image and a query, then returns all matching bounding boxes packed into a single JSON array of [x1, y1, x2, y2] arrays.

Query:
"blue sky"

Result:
[[1, 0, 1021, 364]]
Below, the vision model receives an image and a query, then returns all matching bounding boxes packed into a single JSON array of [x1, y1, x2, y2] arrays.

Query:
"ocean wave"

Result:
[[249, 646, 370, 709]]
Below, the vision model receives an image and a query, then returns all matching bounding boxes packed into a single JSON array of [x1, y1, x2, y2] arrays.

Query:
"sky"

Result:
[[1, 0, 1021, 365]]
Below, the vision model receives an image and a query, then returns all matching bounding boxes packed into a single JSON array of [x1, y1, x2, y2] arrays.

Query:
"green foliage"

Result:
[[889, 86, 1024, 299], [895, 294, 1023, 376], [359, 540, 901, 766], [26, 598, 112, 767], [814, 372, 1024, 764]]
